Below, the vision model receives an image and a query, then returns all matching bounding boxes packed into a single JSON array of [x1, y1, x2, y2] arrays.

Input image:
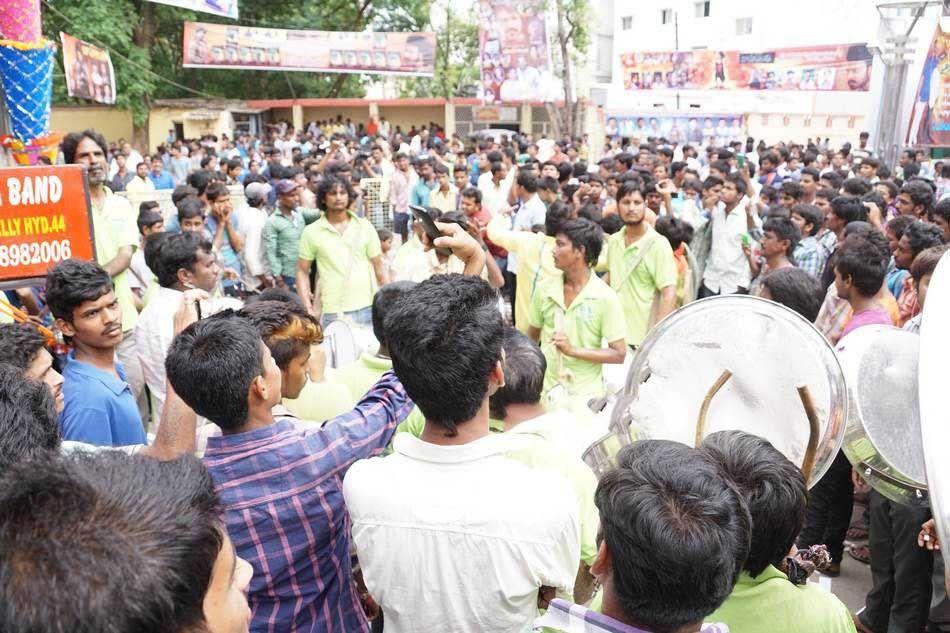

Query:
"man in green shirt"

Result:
[[62, 130, 147, 424], [489, 328, 599, 603], [702, 431, 857, 633], [605, 181, 678, 348], [528, 218, 626, 400], [263, 179, 320, 291], [295, 176, 388, 326]]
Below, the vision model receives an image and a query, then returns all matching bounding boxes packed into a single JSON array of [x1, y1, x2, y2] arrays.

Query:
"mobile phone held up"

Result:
[[409, 205, 453, 257]]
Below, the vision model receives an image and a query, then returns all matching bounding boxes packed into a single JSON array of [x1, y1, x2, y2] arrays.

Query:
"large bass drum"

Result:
[[836, 325, 927, 506], [583, 295, 848, 485], [920, 252, 950, 573]]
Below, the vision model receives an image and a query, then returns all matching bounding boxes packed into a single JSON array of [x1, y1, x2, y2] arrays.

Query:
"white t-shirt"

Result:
[[343, 432, 580, 633]]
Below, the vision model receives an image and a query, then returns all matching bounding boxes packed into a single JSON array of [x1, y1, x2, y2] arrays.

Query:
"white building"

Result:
[[583, 0, 944, 147]]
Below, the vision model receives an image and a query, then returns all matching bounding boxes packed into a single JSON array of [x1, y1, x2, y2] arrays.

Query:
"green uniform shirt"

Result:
[[298, 211, 381, 314], [263, 207, 320, 276], [605, 226, 678, 346], [709, 566, 857, 633], [332, 353, 393, 407], [528, 272, 626, 399], [91, 190, 139, 332], [281, 378, 355, 424]]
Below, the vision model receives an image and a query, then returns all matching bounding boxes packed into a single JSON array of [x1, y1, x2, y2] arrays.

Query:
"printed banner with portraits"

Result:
[[182, 22, 436, 76], [906, 27, 950, 147], [59, 32, 116, 104], [605, 113, 746, 145], [477, 0, 557, 103], [620, 44, 872, 92]]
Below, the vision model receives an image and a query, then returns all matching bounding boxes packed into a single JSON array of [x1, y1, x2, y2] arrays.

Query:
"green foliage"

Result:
[[42, 0, 432, 124], [400, 7, 479, 99]]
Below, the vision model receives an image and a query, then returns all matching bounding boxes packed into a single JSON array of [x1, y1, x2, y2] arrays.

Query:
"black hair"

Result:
[[558, 218, 604, 266], [461, 186, 482, 204], [700, 431, 806, 578], [165, 313, 265, 430], [886, 215, 915, 241], [489, 161, 505, 176], [760, 267, 823, 321], [204, 181, 229, 202], [790, 204, 823, 237], [779, 181, 803, 200], [830, 196, 868, 224], [371, 281, 416, 350], [0, 452, 223, 633], [903, 220, 945, 257], [600, 214, 625, 235], [137, 207, 164, 235], [709, 160, 731, 175], [148, 231, 213, 289], [702, 175, 724, 191], [655, 215, 694, 250], [842, 177, 871, 197], [516, 170, 538, 193], [545, 200, 572, 237], [45, 259, 114, 323], [452, 164, 467, 174], [932, 196, 950, 224], [237, 301, 322, 370], [488, 329, 546, 420], [903, 162, 921, 180], [726, 175, 748, 196], [557, 162, 574, 183], [800, 167, 820, 182], [187, 170, 211, 196], [835, 234, 888, 297], [252, 286, 305, 307], [539, 176, 560, 193], [172, 184, 198, 205], [820, 171, 843, 190], [616, 180, 643, 202], [876, 179, 899, 201], [316, 175, 356, 211], [762, 216, 800, 257], [596, 440, 751, 632], [61, 129, 107, 164], [901, 179, 936, 214], [176, 196, 205, 223], [0, 364, 59, 469], [0, 323, 48, 370], [384, 274, 504, 436]]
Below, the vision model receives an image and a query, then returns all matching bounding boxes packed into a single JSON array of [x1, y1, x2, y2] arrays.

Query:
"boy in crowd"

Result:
[[129, 202, 164, 307]]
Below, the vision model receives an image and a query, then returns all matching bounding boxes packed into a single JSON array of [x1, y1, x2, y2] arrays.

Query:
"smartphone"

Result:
[[409, 205, 452, 257], [737, 154, 746, 168]]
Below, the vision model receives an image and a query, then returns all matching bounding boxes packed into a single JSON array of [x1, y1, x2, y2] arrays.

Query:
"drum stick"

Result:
[[797, 385, 821, 486], [0, 300, 56, 342], [695, 370, 732, 445]]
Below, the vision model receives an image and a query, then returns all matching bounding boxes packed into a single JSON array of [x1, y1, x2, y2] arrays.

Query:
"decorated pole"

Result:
[[0, 0, 60, 165]]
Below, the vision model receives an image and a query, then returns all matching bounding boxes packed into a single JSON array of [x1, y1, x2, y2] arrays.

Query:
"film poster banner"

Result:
[[477, 0, 557, 103], [0, 166, 95, 286], [906, 27, 950, 147], [620, 44, 872, 92], [147, 0, 238, 19], [182, 22, 436, 76], [605, 113, 746, 145], [59, 32, 116, 105]]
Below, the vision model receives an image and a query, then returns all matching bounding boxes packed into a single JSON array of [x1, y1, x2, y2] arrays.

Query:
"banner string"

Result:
[[41, 0, 225, 100]]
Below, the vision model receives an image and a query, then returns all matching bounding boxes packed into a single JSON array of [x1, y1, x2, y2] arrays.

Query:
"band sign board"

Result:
[[0, 165, 95, 287]]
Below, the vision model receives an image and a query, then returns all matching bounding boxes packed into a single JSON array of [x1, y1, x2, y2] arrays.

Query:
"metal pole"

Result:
[[675, 11, 680, 111]]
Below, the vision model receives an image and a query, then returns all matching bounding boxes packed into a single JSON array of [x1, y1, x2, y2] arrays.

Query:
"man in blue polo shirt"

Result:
[[147, 156, 175, 190], [45, 258, 145, 447]]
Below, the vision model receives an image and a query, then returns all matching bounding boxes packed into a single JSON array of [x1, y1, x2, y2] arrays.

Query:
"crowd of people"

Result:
[[1, 117, 948, 633]]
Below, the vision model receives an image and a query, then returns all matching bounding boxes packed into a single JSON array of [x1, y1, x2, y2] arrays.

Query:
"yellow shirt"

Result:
[[428, 186, 457, 213], [298, 211, 381, 314], [281, 378, 355, 424], [486, 215, 558, 332], [528, 271, 627, 399], [91, 189, 139, 332], [605, 226, 678, 346]]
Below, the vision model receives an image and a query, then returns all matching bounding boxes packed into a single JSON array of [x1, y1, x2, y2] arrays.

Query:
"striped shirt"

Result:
[[202, 371, 413, 633]]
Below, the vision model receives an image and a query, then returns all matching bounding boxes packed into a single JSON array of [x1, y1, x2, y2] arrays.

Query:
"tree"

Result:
[[399, 4, 479, 99], [43, 0, 429, 141], [546, 0, 589, 140]]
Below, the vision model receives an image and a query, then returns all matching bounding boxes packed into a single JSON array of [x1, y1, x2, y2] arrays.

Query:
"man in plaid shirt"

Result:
[[165, 222, 486, 633], [790, 203, 832, 278]]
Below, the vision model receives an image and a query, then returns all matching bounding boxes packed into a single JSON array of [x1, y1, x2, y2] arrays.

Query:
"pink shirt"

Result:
[[840, 305, 892, 339]]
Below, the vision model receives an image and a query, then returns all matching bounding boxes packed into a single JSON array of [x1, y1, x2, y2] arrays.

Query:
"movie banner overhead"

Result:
[[605, 113, 745, 145], [620, 43, 872, 92], [59, 32, 116, 105], [182, 22, 436, 76], [477, 0, 557, 103], [147, 0, 238, 19], [0, 165, 95, 287], [906, 27, 950, 147]]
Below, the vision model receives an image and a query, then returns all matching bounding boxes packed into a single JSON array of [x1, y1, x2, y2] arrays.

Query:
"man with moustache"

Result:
[[45, 259, 146, 447], [604, 181, 677, 348], [61, 130, 147, 424]]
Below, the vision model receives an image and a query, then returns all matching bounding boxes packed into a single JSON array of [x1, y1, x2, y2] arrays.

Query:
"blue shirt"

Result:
[[410, 178, 436, 208], [60, 352, 146, 447], [202, 371, 414, 633], [204, 214, 244, 287], [148, 170, 175, 190]]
